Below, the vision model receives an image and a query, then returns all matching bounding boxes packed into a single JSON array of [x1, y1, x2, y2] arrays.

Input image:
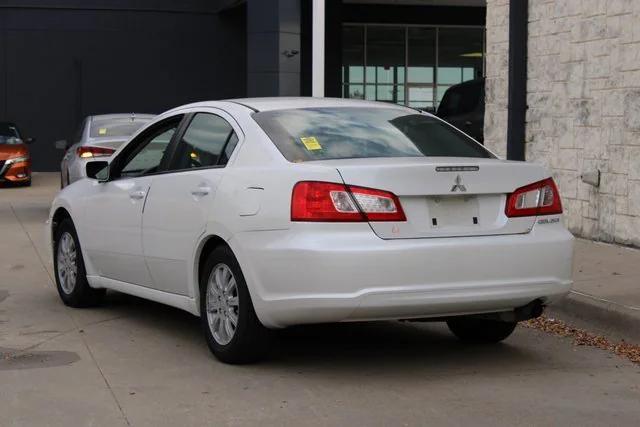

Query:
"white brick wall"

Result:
[[485, 0, 640, 246]]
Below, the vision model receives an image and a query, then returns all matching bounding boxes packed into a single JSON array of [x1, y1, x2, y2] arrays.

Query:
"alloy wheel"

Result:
[[57, 232, 78, 294], [206, 263, 240, 345]]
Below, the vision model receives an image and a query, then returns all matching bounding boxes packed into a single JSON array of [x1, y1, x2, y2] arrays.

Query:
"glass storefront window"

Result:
[[341, 24, 485, 111], [407, 27, 436, 84], [344, 85, 365, 99], [366, 26, 405, 85], [342, 26, 364, 84], [437, 27, 484, 108]]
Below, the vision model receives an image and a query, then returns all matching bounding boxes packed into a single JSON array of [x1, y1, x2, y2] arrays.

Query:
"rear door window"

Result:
[[169, 113, 238, 170], [438, 81, 481, 117]]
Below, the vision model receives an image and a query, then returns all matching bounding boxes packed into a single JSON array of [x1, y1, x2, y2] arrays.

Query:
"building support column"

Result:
[[506, 0, 527, 161], [247, 0, 301, 96], [312, 0, 325, 97]]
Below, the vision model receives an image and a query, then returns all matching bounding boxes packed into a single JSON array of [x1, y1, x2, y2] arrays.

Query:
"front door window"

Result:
[[111, 117, 182, 180]]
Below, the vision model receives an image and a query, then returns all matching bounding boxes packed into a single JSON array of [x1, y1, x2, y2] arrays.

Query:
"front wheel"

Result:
[[53, 218, 105, 307], [200, 246, 270, 364], [446, 317, 517, 343]]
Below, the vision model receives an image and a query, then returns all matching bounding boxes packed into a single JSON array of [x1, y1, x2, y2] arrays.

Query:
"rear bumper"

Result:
[[232, 222, 574, 328]]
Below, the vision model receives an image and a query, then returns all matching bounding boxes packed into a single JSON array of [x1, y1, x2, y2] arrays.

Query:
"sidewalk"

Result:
[[548, 238, 640, 343]]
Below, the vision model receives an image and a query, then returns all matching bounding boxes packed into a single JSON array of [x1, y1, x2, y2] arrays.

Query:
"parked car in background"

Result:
[[58, 114, 154, 187], [0, 122, 34, 186], [48, 98, 573, 364], [437, 78, 485, 143]]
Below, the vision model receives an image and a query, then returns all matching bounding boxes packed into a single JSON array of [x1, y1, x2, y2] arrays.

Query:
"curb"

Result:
[[546, 291, 640, 344]]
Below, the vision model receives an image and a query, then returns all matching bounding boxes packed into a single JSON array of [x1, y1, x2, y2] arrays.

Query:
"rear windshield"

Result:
[[252, 107, 492, 162], [90, 117, 151, 138]]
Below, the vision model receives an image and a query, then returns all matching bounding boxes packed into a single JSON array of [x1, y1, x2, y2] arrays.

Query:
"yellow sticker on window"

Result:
[[300, 136, 322, 151], [98, 128, 107, 135]]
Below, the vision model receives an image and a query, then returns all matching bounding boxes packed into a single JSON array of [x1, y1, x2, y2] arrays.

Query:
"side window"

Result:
[[458, 83, 481, 114], [116, 119, 181, 178], [438, 89, 462, 117], [170, 113, 238, 171]]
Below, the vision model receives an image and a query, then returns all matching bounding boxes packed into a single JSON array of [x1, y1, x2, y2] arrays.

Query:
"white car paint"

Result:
[[48, 98, 574, 329]]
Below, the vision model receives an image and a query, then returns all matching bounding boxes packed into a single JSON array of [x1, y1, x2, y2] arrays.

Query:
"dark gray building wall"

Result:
[[0, 1, 246, 171], [246, 0, 301, 97]]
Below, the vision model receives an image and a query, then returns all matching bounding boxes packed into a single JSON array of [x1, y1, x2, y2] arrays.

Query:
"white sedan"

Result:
[[47, 98, 574, 364]]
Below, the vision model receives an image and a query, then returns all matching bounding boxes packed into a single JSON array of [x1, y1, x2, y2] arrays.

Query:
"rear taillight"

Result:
[[77, 146, 116, 158], [291, 181, 406, 222], [505, 177, 563, 217]]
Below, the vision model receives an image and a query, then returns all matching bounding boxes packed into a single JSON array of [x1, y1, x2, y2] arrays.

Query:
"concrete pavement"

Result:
[[549, 238, 640, 344], [1, 173, 640, 426]]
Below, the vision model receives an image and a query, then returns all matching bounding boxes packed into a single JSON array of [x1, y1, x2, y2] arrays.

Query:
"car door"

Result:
[[142, 109, 241, 297], [82, 115, 184, 286]]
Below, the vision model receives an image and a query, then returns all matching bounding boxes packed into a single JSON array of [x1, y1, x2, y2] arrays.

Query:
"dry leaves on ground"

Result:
[[524, 316, 640, 365]]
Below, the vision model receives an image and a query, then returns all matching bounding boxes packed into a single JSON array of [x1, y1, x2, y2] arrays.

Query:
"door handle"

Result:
[[129, 190, 146, 200], [191, 186, 211, 197], [464, 120, 473, 126]]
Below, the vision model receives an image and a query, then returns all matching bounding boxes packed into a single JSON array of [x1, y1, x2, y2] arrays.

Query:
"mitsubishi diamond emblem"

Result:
[[450, 175, 467, 192]]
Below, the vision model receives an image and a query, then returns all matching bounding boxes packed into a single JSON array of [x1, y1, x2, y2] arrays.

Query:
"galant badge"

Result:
[[450, 174, 467, 192]]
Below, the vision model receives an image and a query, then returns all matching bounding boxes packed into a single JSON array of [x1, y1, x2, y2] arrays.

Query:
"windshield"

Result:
[[90, 117, 151, 138], [252, 107, 492, 162], [0, 123, 22, 144]]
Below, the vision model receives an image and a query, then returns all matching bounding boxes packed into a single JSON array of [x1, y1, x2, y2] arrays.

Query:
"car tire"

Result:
[[199, 246, 270, 364], [53, 218, 105, 307], [446, 317, 517, 343]]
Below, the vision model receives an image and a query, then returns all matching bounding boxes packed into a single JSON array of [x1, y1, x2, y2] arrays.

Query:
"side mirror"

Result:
[[54, 140, 68, 150], [25, 137, 35, 144], [86, 161, 110, 182]]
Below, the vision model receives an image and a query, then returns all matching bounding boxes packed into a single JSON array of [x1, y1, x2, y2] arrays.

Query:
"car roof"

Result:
[[89, 113, 155, 121], [230, 97, 414, 112], [169, 97, 415, 113], [445, 78, 485, 91]]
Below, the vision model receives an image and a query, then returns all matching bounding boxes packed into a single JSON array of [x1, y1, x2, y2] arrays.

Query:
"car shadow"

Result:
[[89, 291, 543, 376]]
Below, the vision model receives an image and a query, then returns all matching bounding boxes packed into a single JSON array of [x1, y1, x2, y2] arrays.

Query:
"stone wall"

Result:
[[484, 0, 510, 158], [484, 0, 640, 246]]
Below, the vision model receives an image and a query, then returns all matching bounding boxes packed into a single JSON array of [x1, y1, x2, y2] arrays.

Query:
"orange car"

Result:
[[0, 122, 34, 186]]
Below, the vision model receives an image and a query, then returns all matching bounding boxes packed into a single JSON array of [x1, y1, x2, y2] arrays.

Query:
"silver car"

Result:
[[58, 114, 154, 187]]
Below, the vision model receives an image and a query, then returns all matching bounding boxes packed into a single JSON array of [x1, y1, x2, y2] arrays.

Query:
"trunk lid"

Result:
[[311, 157, 547, 239]]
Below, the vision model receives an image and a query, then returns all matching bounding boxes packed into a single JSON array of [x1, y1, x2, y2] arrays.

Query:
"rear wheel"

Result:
[[200, 246, 270, 364], [53, 218, 105, 307], [446, 317, 517, 343]]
